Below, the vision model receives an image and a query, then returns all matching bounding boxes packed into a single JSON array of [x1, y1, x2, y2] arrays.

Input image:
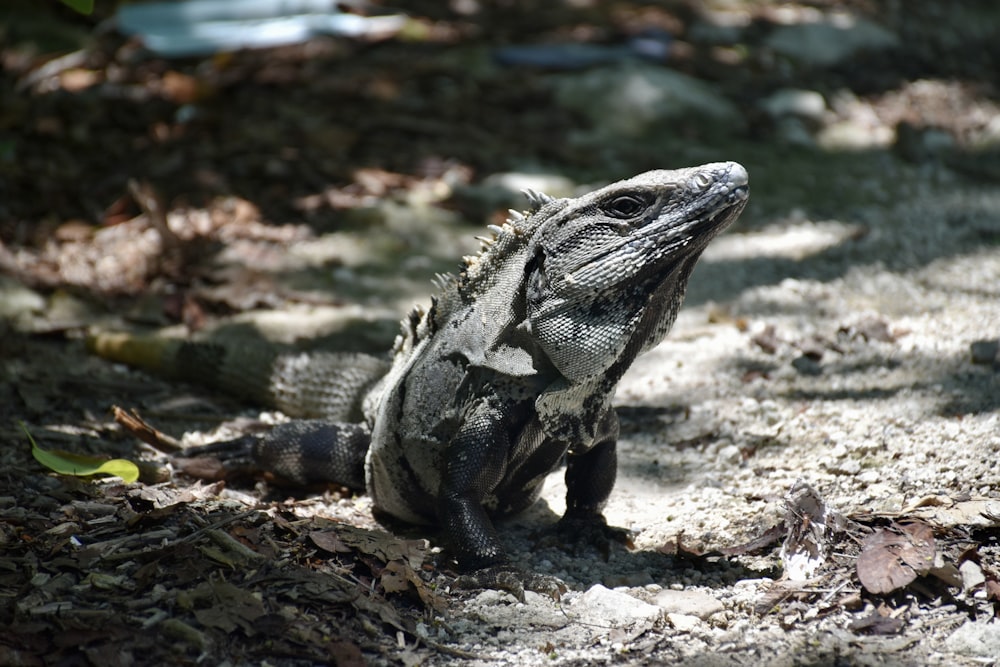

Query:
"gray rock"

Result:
[[551, 63, 741, 139], [766, 17, 899, 68], [945, 619, 1000, 658], [792, 354, 823, 376], [759, 89, 827, 121], [667, 613, 703, 632], [0, 276, 46, 329], [568, 584, 663, 627], [654, 589, 725, 620], [959, 560, 986, 592], [466, 590, 568, 629], [817, 118, 894, 151]]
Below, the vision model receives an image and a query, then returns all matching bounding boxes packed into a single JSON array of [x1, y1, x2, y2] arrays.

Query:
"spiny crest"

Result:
[[403, 188, 561, 355], [431, 187, 564, 302], [393, 294, 441, 357], [458, 214, 529, 290], [522, 189, 555, 212], [431, 272, 455, 292], [393, 301, 425, 356]]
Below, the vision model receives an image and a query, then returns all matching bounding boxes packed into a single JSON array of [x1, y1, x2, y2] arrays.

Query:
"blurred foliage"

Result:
[[60, 0, 94, 16]]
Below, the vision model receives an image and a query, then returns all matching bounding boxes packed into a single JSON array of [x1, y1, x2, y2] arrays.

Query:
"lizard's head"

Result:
[[523, 161, 749, 383]]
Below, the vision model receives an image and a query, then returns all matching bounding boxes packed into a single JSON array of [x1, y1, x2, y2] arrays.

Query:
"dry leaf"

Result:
[[333, 523, 429, 570], [310, 530, 354, 555], [857, 521, 936, 594], [848, 609, 905, 635], [379, 560, 412, 594]]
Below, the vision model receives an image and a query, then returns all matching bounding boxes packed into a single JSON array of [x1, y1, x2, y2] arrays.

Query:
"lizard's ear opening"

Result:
[[524, 249, 548, 310]]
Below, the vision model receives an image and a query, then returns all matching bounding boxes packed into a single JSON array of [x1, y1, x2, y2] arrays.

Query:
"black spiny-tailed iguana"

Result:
[[90, 162, 749, 594]]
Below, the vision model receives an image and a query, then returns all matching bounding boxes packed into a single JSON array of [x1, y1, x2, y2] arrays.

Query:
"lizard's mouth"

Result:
[[696, 184, 748, 237], [665, 164, 747, 236]]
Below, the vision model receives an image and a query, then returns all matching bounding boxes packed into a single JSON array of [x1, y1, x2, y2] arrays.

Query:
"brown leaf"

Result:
[[191, 580, 266, 633], [174, 456, 229, 481], [310, 530, 354, 555], [329, 641, 366, 667], [379, 560, 411, 594], [375, 560, 443, 611], [657, 531, 708, 559], [857, 521, 936, 594], [848, 609, 905, 635], [160, 71, 206, 105], [334, 523, 429, 570], [59, 68, 100, 93], [754, 582, 795, 615], [896, 521, 936, 572]]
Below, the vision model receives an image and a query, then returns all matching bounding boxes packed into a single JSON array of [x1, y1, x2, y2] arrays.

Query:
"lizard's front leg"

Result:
[[556, 409, 633, 555], [438, 395, 511, 570], [440, 396, 564, 599]]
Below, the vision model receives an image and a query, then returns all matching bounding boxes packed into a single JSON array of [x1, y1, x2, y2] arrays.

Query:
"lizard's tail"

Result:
[[87, 331, 390, 422]]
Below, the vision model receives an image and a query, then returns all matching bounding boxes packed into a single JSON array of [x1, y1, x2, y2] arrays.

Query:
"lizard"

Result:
[[89, 161, 749, 595]]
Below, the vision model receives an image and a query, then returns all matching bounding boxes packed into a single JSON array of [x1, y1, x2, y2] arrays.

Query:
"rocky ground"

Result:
[[2, 1, 1000, 665]]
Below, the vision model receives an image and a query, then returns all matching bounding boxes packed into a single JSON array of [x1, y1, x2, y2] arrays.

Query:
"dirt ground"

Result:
[[2, 1, 1000, 665]]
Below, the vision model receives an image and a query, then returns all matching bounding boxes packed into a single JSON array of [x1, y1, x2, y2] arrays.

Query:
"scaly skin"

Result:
[[90, 162, 749, 595]]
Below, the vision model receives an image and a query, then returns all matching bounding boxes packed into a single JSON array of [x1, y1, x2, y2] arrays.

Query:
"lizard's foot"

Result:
[[453, 565, 566, 602], [540, 509, 635, 560], [175, 434, 259, 480]]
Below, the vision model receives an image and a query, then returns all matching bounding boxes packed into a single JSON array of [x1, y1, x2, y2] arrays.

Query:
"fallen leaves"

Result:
[[186, 578, 267, 634], [311, 522, 442, 611], [856, 521, 935, 594], [1, 487, 434, 665], [746, 483, 1000, 632]]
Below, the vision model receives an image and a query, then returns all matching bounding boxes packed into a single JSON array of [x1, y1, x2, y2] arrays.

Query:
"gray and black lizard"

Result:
[[90, 162, 748, 592]]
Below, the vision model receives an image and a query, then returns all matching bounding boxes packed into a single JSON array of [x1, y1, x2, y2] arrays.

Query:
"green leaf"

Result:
[[23, 422, 139, 483], [59, 0, 95, 15]]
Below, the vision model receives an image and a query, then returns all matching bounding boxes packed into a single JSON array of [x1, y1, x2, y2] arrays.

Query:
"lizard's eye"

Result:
[[602, 194, 648, 219]]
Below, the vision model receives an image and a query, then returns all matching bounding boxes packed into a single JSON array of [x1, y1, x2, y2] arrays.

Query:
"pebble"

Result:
[[959, 560, 986, 591], [792, 354, 823, 375], [568, 585, 662, 627], [667, 613, 702, 632], [759, 89, 827, 121], [654, 589, 725, 620]]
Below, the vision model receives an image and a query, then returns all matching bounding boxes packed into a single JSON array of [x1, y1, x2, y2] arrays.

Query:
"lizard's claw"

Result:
[[454, 565, 566, 602], [541, 510, 635, 561]]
